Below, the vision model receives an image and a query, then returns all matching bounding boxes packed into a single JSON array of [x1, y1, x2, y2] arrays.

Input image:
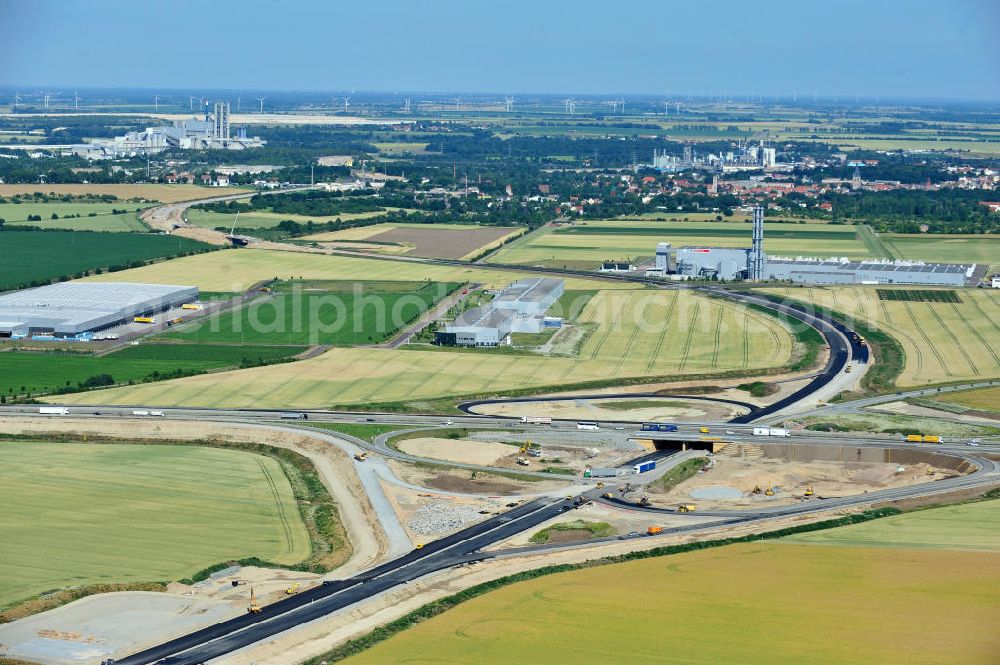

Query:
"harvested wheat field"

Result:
[[764, 286, 1000, 385]]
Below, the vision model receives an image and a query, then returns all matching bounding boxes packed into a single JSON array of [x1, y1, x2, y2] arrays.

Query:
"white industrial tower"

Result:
[[213, 101, 231, 140], [750, 205, 765, 280]]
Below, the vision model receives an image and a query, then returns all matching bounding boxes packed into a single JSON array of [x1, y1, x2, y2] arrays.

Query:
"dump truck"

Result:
[[181, 303, 202, 310], [905, 434, 923, 443], [516, 457, 530, 466], [922, 435, 943, 444], [520, 416, 552, 424], [677, 504, 696, 513], [38, 407, 70, 415], [699, 427, 711, 433], [133, 316, 155, 324], [647, 526, 663, 535], [354, 452, 368, 462]]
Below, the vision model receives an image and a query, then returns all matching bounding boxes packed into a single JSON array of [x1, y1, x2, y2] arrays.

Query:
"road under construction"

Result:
[[0, 215, 996, 665]]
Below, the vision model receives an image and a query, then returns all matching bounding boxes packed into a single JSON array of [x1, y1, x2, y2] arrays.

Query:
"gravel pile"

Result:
[[408, 501, 486, 535]]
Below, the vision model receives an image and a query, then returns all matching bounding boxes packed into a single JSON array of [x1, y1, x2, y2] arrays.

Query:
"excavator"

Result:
[[804, 485, 815, 497], [677, 504, 696, 513], [285, 582, 301, 595], [764, 483, 775, 496], [354, 451, 368, 462], [636, 496, 651, 507], [247, 587, 261, 614]]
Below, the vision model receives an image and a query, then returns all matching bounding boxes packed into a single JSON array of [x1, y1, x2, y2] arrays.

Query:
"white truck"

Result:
[[753, 427, 790, 437], [38, 407, 70, 415], [521, 416, 552, 425]]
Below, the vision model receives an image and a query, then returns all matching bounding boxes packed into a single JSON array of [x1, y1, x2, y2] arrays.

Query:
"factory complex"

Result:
[[74, 102, 264, 159], [652, 207, 978, 286], [436, 277, 564, 347], [0, 282, 198, 339]]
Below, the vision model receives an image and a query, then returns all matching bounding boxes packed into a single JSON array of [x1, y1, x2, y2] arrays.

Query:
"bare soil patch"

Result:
[[368, 226, 519, 259], [397, 437, 515, 466]]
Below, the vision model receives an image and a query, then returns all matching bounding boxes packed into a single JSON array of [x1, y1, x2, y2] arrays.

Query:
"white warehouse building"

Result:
[[436, 278, 564, 346]]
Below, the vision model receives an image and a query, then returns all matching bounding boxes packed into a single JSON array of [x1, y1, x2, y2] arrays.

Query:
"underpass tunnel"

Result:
[[631, 438, 728, 454]]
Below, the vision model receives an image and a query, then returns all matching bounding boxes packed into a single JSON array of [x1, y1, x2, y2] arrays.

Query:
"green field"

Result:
[[763, 286, 1000, 386], [338, 538, 1000, 665], [785, 499, 1000, 551], [0, 231, 214, 291], [159, 281, 459, 346], [0, 201, 150, 231], [0, 343, 304, 397], [0, 441, 310, 608], [489, 220, 874, 268], [56, 289, 795, 408], [882, 233, 1000, 267], [935, 386, 1000, 414]]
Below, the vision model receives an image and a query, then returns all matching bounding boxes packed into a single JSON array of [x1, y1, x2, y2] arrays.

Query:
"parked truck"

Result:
[[280, 412, 309, 420], [753, 427, 790, 437], [38, 407, 70, 415], [633, 460, 656, 474]]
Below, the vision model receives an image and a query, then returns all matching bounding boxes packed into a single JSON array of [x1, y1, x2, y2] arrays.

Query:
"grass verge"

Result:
[[652, 458, 708, 492], [530, 520, 616, 544]]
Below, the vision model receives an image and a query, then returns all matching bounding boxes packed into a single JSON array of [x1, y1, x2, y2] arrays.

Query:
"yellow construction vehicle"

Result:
[[677, 504, 696, 513], [804, 486, 814, 497], [764, 483, 775, 496], [415, 543, 424, 549], [751, 484, 762, 495], [518, 440, 532, 454], [637, 496, 651, 507], [699, 427, 711, 434], [285, 582, 301, 595], [247, 587, 261, 614], [602, 492, 614, 499], [354, 451, 368, 462]]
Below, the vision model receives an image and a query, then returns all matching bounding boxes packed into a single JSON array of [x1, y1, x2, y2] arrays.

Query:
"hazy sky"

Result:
[[1, 0, 998, 100]]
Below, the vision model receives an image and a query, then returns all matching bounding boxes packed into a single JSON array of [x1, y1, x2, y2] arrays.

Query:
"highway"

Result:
[[5, 254, 996, 664]]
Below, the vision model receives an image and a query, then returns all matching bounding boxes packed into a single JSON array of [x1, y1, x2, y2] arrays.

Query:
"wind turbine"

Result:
[[43, 92, 51, 109], [616, 97, 625, 114], [13, 91, 22, 112], [154, 95, 160, 111], [189, 95, 196, 110], [403, 98, 411, 113], [73, 91, 80, 110], [504, 95, 514, 113], [343, 96, 351, 112], [256, 97, 266, 113], [562, 98, 576, 114], [662, 100, 669, 116]]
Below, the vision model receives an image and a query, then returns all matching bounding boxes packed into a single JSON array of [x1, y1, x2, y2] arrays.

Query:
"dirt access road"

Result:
[[140, 186, 314, 244]]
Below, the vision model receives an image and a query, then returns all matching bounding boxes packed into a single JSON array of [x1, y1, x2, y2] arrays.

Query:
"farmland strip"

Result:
[[902, 302, 951, 377], [646, 291, 679, 371], [678, 300, 702, 372], [924, 305, 977, 376]]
